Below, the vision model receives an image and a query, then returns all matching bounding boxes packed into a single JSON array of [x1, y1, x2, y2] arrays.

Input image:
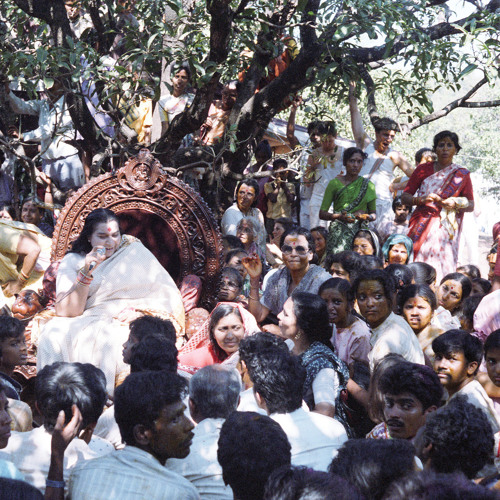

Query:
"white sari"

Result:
[[37, 236, 185, 394]]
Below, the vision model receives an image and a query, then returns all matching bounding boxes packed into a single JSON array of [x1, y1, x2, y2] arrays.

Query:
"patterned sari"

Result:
[[320, 177, 376, 254], [405, 163, 473, 281]]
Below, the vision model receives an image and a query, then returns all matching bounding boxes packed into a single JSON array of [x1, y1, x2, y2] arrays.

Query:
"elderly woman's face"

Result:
[[356, 279, 391, 328], [89, 220, 121, 259], [237, 184, 256, 213], [388, 243, 408, 265], [213, 313, 244, 355]]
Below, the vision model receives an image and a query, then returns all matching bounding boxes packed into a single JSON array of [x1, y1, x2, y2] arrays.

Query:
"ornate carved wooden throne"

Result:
[[51, 149, 223, 307]]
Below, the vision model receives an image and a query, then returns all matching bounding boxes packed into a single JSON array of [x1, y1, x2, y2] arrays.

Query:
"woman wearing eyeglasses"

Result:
[[242, 228, 331, 327]]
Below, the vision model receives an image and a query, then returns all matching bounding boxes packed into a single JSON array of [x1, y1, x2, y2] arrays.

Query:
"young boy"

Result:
[[0, 317, 27, 400], [481, 329, 500, 421], [432, 329, 500, 433]]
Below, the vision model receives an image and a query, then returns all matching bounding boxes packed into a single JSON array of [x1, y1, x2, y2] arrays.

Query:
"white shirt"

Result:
[[0, 426, 113, 493], [369, 312, 425, 371], [451, 380, 500, 433], [271, 407, 348, 472], [8, 91, 80, 160], [167, 418, 233, 500], [69, 446, 200, 499], [94, 405, 124, 450]]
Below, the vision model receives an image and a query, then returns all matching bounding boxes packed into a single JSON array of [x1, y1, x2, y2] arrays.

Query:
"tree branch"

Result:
[[406, 75, 494, 130]]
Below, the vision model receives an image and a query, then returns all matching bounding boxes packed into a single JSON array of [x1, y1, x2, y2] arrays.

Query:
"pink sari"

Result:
[[407, 163, 471, 281], [178, 302, 259, 374]]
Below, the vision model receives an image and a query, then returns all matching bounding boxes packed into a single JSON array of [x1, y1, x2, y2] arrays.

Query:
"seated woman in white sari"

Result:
[[37, 209, 185, 394]]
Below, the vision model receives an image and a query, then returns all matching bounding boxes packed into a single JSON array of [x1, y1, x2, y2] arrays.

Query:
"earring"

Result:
[[294, 331, 302, 341]]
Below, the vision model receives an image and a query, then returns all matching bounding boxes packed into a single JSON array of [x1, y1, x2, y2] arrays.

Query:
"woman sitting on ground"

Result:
[[178, 302, 259, 374], [277, 291, 353, 435]]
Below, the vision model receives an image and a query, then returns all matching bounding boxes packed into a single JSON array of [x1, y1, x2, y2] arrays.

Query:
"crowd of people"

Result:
[[0, 1, 499, 499]]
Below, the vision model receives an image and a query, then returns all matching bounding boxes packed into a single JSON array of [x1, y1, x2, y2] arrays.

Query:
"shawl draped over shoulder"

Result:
[[37, 235, 185, 394]]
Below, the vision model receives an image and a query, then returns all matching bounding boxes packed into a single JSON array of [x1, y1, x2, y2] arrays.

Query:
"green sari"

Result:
[[320, 177, 376, 254]]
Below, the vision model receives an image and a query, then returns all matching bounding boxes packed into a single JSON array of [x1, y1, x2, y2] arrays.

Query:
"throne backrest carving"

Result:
[[51, 149, 223, 307]]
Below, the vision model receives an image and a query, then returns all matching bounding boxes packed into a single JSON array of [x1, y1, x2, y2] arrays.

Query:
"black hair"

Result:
[[172, 63, 192, 80], [222, 234, 244, 250], [379, 361, 443, 410], [307, 120, 323, 135], [220, 266, 244, 290], [0, 478, 44, 500], [279, 227, 314, 254], [440, 272, 472, 305], [239, 331, 289, 365], [459, 295, 484, 330], [246, 347, 305, 414], [384, 470, 498, 500], [398, 284, 437, 312], [324, 250, 363, 282], [273, 218, 295, 234], [35, 362, 107, 432], [368, 354, 406, 423], [69, 208, 120, 255], [217, 411, 291, 500], [343, 147, 367, 166], [273, 158, 288, 169], [457, 264, 481, 280], [319, 277, 353, 302], [407, 262, 437, 287], [351, 269, 395, 308], [392, 195, 412, 214], [385, 264, 413, 291], [432, 130, 462, 153], [208, 303, 243, 361], [291, 291, 333, 350], [264, 466, 364, 500], [0, 204, 16, 220], [129, 334, 178, 373], [432, 329, 483, 371], [472, 278, 492, 296], [484, 329, 500, 355], [255, 140, 272, 161], [318, 120, 337, 137], [21, 196, 44, 217], [0, 317, 25, 343], [414, 147, 435, 165], [373, 117, 399, 133], [328, 439, 415, 500], [235, 179, 260, 208], [114, 371, 187, 446], [189, 365, 241, 419], [421, 395, 493, 478], [129, 316, 176, 344], [359, 254, 384, 270], [310, 226, 328, 242], [224, 248, 248, 265]]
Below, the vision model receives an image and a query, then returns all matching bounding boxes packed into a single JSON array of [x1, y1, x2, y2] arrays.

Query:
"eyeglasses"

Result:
[[281, 245, 309, 256], [220, 280, 240, 290]]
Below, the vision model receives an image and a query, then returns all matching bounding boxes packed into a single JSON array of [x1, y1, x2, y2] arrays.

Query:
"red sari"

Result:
[[403, 162, 473, 281]]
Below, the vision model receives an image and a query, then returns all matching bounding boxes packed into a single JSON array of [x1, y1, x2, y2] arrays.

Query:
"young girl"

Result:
[[399, 284, 443, 361], [318, 278, 370, 371]]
